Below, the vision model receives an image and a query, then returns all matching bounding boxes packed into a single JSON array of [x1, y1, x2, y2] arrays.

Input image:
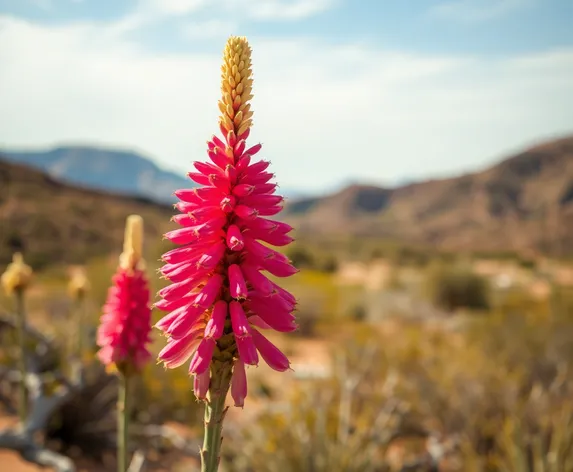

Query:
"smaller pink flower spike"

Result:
[[96, 215, 152, 375]]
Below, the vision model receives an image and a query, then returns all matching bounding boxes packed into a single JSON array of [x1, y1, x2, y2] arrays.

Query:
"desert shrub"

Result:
[[346, 304, 367, 322], [223, 341, 399, 472], [287, 246, 316, 269], [425, 264, 490, 312], [320, 256, 339, 273]]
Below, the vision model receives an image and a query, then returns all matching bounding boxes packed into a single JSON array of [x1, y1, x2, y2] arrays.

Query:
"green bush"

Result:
[[426, 264, 490, 312], [286, 246, 316, 269]]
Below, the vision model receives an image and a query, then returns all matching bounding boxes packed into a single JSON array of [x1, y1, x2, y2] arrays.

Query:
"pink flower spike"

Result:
[[226, 225, 245, 251], [231, 359, 247, 408], [204, 300, 227, 339], [194, 370, 211, 400], [96, 267, 152, 373], [228, 264, 248, 300], [189, 337, 216, 374], [252, 329, 291, 372], [156, 37, 299, 406]]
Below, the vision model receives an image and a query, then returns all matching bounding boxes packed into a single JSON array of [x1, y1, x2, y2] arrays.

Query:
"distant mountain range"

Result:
[[0, 158, 173, 267], [2, 135, 572, 262], [0, 145, 304, 203], [282, 135, 573, 256], [0, 146, 190, 204]]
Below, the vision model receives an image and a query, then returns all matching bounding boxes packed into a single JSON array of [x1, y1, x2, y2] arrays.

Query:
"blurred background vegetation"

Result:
[[2, 233, 573, 471]]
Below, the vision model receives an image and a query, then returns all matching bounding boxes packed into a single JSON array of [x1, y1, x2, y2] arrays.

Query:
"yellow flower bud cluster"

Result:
[[218, 36, 255, 138], [1, 252, 33, 295]]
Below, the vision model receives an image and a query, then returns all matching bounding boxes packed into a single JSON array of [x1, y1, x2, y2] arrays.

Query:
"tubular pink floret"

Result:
[[189, 337, 217, 374], [231, 359, 247, 407], [251, 329, 291, 371], [194, 370, 211, 400]]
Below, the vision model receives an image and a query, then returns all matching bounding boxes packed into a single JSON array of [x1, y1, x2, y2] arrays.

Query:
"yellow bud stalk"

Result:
[[219, 36, 254, 137], [119, 215, 145, 271], [68, 267, 90, 300]]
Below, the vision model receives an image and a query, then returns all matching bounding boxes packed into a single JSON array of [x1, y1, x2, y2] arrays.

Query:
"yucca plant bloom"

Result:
[[155, 36, 297, 471], [1, 252, 33, 423], [96, 215, 152, 472]]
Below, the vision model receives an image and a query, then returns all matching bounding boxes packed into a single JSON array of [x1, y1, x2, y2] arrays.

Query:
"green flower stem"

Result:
[[201, 362, 232, 472], [72, 296, 85, 383], [15, 288, 27, 423], [118, 372, 131, 472], [76, 296, 85, 361]]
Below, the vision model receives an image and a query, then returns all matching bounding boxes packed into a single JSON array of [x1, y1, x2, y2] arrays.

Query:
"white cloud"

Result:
[[124, 0, 335, 29], [145, 0, 208, 15], [181, 19, 238, 40], [234, 0, 337, 21], [430, 0, 533, 22], [29, 0, 52, 10], [0, 15, 571, 192]]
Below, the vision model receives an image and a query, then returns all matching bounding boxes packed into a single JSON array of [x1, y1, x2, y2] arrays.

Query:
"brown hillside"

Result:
[[283, 135, 573, 255], [0, 159, 175, 268]]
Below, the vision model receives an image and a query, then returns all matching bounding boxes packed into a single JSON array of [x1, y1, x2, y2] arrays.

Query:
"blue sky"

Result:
[[0, 0, 572, 192]]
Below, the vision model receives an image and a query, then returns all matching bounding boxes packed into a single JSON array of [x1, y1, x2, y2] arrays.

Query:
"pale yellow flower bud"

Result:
[[1, 252, 33, 295], [219, 36, 254, 137], [68, 267, 90, 300], [119, 215, 145, 271]]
